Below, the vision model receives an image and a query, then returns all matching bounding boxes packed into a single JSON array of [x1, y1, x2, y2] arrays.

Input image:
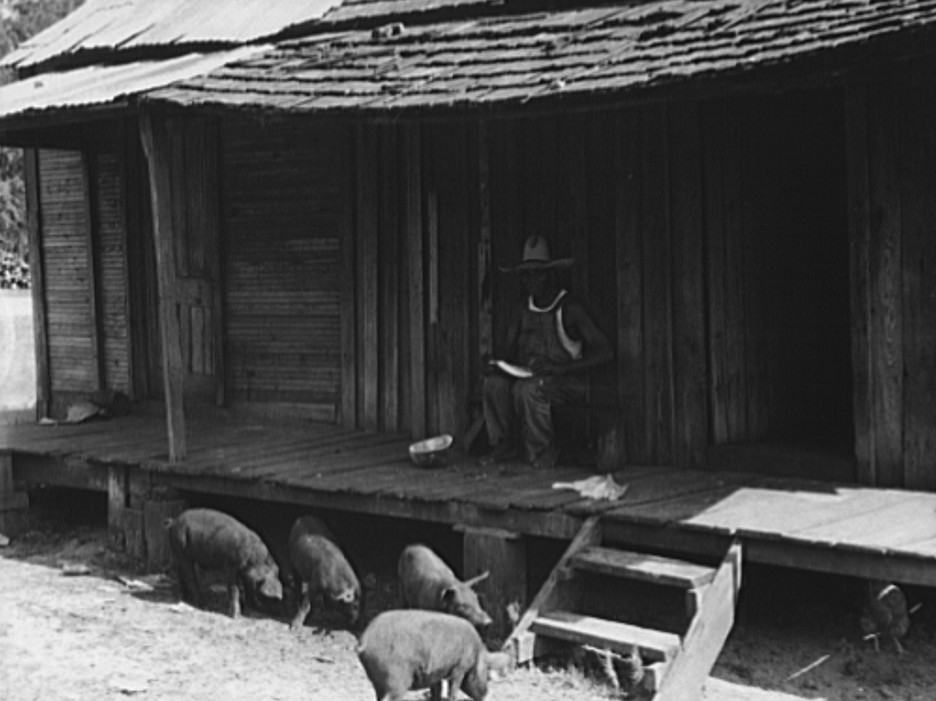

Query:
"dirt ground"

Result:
[[2, 490, 936, 701]]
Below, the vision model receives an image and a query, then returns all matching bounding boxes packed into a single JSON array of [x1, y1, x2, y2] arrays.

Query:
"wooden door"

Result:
[[172, 119, 221, 402], [137, 118, 222, 403]]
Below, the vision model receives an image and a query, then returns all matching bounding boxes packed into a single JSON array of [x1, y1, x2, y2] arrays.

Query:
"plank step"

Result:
[[530, 610, 681, 662], [643, 660, 670, 693], [571, 546, 716, 589]]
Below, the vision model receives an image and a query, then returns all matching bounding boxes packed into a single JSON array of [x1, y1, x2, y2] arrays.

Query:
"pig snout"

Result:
[[442, 584, 492, 628], [331, 586, 361, 624], [251, 563, 284, 601]]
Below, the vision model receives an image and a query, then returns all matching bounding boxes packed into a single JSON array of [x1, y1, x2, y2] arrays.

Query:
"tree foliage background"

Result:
[[0, 0, 84, 270]]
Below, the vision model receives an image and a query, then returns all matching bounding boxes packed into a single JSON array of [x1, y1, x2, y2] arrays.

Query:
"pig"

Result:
[[165, 508, 283, 618], [288, 514, 362, 630], [357, 609, 513, 701], [398, 543, 492, 629], [860, 579, 912, 653]]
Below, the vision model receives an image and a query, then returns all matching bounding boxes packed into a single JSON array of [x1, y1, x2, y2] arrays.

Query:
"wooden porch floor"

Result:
[[3, 409, 936, 586]]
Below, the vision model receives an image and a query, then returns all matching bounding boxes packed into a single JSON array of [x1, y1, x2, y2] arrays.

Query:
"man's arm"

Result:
[[531, 300, 613, 376], [483, 306, 523, 374]]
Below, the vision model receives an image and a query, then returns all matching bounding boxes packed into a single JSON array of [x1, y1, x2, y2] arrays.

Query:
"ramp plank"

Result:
[[531, 611, 680, 662], [572, 546, 716, 588]]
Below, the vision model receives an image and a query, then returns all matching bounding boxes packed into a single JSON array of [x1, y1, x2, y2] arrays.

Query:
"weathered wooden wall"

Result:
[[478, 93, 850, 469], [219, 118, 345, 420], [345, 121, 475, 438], [337, 88, 851, 471], [847, 57, 936, 491]]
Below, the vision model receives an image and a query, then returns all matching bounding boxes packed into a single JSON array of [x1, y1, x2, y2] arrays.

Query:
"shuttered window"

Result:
[[220, 119, 343, 420]]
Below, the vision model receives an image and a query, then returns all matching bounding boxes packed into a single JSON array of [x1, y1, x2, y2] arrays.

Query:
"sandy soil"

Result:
[[2, 492, 935, 701]]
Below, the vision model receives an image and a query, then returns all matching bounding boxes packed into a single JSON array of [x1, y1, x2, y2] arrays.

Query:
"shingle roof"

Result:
[[319, 0, 503, 25], [0, 0, 342, 71], [143, 0, 936, 114]]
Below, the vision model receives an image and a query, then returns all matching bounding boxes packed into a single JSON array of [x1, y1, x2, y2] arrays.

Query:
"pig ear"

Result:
[[441, 587, 457, 607], [465, 571, 490, 589]]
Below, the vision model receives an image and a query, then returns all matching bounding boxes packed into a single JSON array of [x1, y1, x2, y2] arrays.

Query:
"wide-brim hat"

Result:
[[499, 235, 574, 272]]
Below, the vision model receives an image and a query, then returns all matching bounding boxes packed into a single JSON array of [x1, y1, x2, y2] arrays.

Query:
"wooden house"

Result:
[[1, 0, 935, 491]]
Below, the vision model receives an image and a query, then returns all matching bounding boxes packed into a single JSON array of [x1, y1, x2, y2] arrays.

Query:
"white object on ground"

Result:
[[552, 474, 628, 500]]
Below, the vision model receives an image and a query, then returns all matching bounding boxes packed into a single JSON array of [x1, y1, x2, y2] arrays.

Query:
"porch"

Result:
[[2, 407, 934, 595]]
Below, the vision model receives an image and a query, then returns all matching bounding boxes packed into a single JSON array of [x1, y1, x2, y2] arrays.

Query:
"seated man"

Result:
[[481, 235, 613, 470]]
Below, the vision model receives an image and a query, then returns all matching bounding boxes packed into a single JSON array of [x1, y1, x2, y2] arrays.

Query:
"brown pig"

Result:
[[165, 508, 283, 618], [398, 544, 492, 629], [357, 609, 513, 701], [288, 514, 362, 630]]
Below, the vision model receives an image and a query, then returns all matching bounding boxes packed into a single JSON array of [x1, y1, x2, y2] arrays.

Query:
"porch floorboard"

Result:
[[3, 409, 936, 585]]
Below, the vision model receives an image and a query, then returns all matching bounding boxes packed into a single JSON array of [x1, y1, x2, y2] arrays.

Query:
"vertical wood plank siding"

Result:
[[123, 118, 161, 401], [220, 118, 344, 420], [669, 102, 708, 468], [866, 80, 905, 489], [898, 71, 936, 492], [846, 84, 874, 485], [341, 100, 848, 468], [37, 149, 96, 397], [846, 59, 936, 490]]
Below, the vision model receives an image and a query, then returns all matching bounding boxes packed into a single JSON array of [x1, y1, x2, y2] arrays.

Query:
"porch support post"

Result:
[[140, 111, 187, 462], [24, 148, 51, 419], [477, 119, 493, 360], [458, 524, 527, 639], [0, 452, 29, 537]]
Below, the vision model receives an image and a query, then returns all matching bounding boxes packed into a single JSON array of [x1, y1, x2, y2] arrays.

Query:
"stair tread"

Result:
[[530, 610, 681, 662], [572, 546, 716, 588]]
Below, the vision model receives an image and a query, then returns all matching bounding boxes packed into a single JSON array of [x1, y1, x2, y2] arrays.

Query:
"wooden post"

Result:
[[81, 151, 104, 391], [459, 524, 527, 641], [379, 126, 400, 432], [866, 81, 904, 488], [477, 120, 493, 360], [614, 109, 644, 463], [24, 148, 51, 419], [143, 488, 187, 572], [0, 452, 29, 536], [356, 124, 380, 432], [846, 85, 874, 485], [140, 112, 187, 462], [107, 465, 150, 559], [107, 464, 129, 550], [405, 123, 426, 438], [340, 124, 358, 429]]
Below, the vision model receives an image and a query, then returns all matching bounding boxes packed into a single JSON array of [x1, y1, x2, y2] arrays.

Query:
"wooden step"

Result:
[[530, 610, 681, 663], [571, 546, 716, 589]]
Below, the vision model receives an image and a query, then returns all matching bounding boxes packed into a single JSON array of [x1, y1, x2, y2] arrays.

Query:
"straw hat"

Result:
[[500, 235, 574, 272]]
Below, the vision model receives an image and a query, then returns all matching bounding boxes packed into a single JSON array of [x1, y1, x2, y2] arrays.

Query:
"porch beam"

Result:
[[140, 112, 187, 462]]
